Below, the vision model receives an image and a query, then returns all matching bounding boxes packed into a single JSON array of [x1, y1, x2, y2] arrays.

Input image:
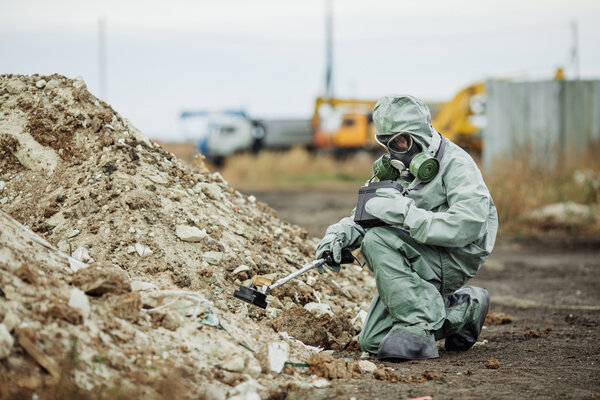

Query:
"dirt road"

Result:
[[250, 190, 600, 399]]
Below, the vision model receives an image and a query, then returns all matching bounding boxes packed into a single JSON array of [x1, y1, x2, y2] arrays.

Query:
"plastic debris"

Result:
[[268, 341, 289, 374], [251, 275, 273, 287], [68, 288, 90, 319]]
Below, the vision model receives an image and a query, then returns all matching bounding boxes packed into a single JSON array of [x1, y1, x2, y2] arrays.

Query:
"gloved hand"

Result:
[[315, 217, 364, 273], [316, 234, 344, 273], [365, 188, 414, 226]]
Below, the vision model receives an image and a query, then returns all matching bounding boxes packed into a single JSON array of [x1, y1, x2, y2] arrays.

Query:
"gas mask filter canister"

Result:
[[375, 133, 440, 183]]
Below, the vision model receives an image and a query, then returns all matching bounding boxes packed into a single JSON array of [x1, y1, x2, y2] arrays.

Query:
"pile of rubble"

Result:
[[0, 74, 377, 398]]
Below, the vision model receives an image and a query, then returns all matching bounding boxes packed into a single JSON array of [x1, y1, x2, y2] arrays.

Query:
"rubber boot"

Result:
[[444, 287, 490, 351], [377, 328, 439, 361]]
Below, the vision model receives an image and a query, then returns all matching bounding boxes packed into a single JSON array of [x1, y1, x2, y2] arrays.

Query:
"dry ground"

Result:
[[249, 189, 600, 400]]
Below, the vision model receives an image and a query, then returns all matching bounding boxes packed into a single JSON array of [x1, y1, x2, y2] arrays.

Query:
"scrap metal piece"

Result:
[[233, 286, 268, 309]]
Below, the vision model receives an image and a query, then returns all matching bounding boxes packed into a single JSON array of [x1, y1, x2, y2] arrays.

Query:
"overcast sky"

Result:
[[1, 0, 599, 140]]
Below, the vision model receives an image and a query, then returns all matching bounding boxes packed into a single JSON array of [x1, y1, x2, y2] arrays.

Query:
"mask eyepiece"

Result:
[[387, 133, 413, 154]]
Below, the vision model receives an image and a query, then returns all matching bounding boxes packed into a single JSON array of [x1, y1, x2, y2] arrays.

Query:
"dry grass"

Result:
[[164, 142, 600, 234], [486, 142, 600, 234], [220, 147, 375, 191]]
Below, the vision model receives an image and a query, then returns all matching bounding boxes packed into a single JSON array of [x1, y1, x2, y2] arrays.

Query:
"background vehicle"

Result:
[[311, 85, 485, 155], [311, 97, 378, 152], [180, 110, 312, 164]]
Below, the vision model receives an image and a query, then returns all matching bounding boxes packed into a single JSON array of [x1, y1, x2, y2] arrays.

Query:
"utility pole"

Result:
[[98, 18, 107, 100], [325, 0, 333, 98], [571, 20, 579, 80]]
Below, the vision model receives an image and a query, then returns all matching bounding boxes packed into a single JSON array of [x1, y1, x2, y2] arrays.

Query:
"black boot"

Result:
[[377, 328, 439, 361], [444, 287, 490, 351]]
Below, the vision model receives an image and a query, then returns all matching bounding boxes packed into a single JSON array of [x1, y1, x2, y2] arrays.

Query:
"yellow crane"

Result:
[[431, 82, 485, 153], [312, 85, 487, 154]]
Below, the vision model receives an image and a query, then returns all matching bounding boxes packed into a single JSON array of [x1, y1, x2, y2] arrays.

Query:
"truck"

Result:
[[311, 97, 378, 153], [179, 110, 312, 164]]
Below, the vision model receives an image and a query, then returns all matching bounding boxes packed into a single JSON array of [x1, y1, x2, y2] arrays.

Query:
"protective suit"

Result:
[[316, 95, 498, 360]]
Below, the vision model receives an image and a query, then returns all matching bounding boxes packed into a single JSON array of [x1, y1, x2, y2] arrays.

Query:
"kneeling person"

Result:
[[316, 95, 498, 360]]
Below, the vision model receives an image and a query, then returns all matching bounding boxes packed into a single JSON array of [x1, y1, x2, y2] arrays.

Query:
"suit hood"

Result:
[[373, 95, 439, 152]]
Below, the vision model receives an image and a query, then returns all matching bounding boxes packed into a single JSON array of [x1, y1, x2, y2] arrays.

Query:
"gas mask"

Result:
[[374, 133, 439, 183]]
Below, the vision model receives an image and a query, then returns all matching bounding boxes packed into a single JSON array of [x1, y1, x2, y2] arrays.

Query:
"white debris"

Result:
[[228, 378, 263, 400], [175, 225, 207, 242], [1, 311, 19, 332], [267, 295, 283, 309], [246, 355, 262, 378], [202, 383, 227, 400], [358, 360, 378, 373], [304, 302, 334, 318], [67, 229, 80, 238], [143, 290, 211, 320], [265, 307, 282, 319], [126, 245, 136, 254], [192, 183, 204, 194], [352, 309, 368, 331], [72, 246, 94, 263], [135, 243, 153, 258], [72, 76, 86, 88], [68, 288, 90, 319], [222, 354, 245, 372], [45, 79, 59, 89], [306, 276, 317, 286], [279, 331, 323, 353], [68, 257, 88, 272], [248, 195, 256, 203], [0, 324, 14, 359], [203, 251, 223, 265], [232, 265, 250, 275], [148, 174, 167, 185], [130, 280, 158, 291], [6, 79, 26, 94], [0, 181, 5, 192], [195, 183, 222, 200], [35, 79, 47, 89], [312, 378, 330, 388], [268, 341, 289, 374]]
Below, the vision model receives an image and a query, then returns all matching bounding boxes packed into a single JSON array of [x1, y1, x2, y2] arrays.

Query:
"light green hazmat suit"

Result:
[[317, 95, 498, 359]]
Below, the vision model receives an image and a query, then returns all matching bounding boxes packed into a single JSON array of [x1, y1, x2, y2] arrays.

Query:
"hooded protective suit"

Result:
[[316, 95, 498, 359]]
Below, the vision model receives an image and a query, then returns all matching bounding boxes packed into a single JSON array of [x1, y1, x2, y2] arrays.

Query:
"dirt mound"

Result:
[[485, 312, 513, 325], [0, 74, 376, 398], [271, 306, 329, 348]]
